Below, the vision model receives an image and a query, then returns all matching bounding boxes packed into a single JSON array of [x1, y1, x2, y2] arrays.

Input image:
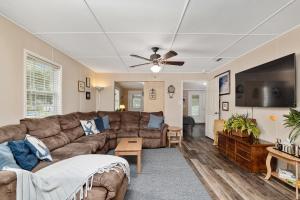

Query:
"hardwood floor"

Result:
[[180, 126, 295, 200]]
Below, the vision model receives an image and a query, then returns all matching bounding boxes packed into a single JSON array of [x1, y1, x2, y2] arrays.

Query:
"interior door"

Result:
[[205, 78, 219, 139], [188, 91, 206, 123]]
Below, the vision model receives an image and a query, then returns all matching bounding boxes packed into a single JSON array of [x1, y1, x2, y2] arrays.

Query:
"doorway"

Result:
[[183, 81, 207, 138]]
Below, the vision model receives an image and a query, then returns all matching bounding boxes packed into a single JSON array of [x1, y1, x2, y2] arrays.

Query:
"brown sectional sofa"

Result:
[[0, 110, 168, 200]]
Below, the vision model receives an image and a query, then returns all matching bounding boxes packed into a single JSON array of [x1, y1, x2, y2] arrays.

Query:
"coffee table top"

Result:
[[115, 138, 142, 152]]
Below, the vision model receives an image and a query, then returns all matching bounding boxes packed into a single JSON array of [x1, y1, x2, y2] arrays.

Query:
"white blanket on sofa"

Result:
[[6, 154, 130, 200]]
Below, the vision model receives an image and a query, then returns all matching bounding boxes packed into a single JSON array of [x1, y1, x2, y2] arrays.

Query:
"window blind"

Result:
[[25, 53, 62, 118]]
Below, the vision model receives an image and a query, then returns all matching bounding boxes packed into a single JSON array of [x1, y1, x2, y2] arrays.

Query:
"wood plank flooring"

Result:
[[180, 135, 295, 200]]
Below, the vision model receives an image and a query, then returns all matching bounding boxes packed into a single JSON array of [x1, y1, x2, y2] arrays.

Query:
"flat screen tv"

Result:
[[235, 53, 296, 107]]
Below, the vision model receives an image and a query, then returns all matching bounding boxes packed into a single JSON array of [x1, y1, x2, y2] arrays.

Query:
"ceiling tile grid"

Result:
[[0, 0, 299, 73]]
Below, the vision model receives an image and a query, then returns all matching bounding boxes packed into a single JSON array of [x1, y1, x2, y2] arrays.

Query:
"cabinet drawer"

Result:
[[236, 141, 251, 153], [236, 148, 251, 160], [236, 155, 251, 170]]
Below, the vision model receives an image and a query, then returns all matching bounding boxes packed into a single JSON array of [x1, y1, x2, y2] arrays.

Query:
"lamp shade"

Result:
[[120, 105, 125, 109]]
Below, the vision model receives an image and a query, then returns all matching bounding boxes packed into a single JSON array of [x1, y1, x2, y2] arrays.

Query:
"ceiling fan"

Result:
[[129, 47, 184, 73]]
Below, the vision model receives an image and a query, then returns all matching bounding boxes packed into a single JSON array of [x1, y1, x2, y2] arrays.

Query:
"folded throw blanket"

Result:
[[5, 154, 130, 200]]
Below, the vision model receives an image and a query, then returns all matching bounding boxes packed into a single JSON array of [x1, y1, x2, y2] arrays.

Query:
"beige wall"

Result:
[[143, 82, 164, 112], [96, 73, 208, 127], [210, 26, 300, 144], [0, 16, 96, 126]]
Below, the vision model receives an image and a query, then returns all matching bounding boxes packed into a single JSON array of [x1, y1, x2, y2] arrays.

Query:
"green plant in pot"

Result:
[[283, 108, 300, 143], [223, 114, 260, 138]]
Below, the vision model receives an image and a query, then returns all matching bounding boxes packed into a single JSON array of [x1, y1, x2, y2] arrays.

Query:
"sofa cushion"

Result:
[[32, 159, 59, 172], [8, 140, 39, 171], [76, 112, 97, 120], [117, 130, 139, 138], [40, 132, 70, 151], [120, 112, 140, 131], [74, 134, 107, 153], [59, 113, 80, 130], [104, 130, 117, 139], [139, 129, 161, 139], [0, 124, 26, 144], [140, 111, 163, 129], [51, 143, 92, 160], [62, 126, 84, 142], [21, 117, 61, 138]]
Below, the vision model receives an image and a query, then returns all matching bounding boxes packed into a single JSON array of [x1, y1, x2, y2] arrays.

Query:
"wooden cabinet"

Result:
[[218, 132, 273, 173]]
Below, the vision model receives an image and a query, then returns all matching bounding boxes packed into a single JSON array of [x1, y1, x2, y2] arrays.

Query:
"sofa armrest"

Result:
[[0, 171, 16, 186]]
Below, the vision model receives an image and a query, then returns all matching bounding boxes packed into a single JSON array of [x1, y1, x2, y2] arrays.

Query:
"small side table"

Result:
[[167, 126, 182, 148]]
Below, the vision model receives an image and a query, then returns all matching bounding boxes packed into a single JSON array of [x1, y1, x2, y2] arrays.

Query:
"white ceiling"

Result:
[[0, 0, 299, 73]]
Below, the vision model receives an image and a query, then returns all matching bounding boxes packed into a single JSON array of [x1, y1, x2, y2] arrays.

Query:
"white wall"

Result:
[[0, 16, 96, 126], [95, 73, 208, 128], [210, 26, 300, 144]]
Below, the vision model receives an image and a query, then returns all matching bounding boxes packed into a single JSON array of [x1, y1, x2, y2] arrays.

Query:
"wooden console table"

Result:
[[218, 132, 273, 172], [265, 146, 300, 199]]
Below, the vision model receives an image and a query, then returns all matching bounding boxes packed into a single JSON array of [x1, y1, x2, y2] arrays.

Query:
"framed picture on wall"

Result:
[[78, 81, 85, 92], [86, 92, 91, 100], [218, 70, 230, 95], [86, 77, 91, 88], [222, 101, 229, 111]]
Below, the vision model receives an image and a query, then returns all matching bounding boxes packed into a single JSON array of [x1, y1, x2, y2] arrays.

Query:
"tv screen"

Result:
[[235, 53, 296, 107]]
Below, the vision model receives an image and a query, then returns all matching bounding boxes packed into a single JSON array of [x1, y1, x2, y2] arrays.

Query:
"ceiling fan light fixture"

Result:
[[150, 64, 161, 73]]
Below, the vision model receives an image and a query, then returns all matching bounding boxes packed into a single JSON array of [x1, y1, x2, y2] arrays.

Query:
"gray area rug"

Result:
[[111, 148, 211, 200]]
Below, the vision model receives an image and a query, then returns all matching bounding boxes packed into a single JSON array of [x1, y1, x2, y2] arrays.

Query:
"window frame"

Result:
[[23, 50, 63, 118]]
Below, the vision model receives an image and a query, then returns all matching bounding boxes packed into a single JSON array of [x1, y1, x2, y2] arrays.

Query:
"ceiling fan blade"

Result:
[[130, 54, 151, 61], [129, 62, 151, 68], [162, 61, 184, 66], [161, 50, 178, 60]]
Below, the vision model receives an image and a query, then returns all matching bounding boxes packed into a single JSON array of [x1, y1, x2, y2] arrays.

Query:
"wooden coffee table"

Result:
[[115, 138, 142, 173]]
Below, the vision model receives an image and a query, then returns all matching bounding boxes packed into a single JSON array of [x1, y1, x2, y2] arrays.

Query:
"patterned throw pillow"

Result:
[[0, 142, 21, 170], [80, 120, 99, 135], [24, 135, 53, 161]]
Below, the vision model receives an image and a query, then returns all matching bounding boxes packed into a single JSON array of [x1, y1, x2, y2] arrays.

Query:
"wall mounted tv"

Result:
[[235, 53, 296, 107]]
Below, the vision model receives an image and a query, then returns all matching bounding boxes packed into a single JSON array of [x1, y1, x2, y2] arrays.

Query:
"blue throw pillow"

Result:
[[94, 117, 105, 132], [24, 135, 52, 161], [148, 114, 164, 129], [102, 115, 110, 130], [8, 140, 39, 171], [0, 142, 21, 170]]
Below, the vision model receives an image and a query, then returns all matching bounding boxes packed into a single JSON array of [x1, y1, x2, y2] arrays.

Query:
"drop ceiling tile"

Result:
[[220, 35, 275, 58], [0, 0, 100, 32], [86, 0, 185, 32], [108, 33, 173, 57], [172, 34, 240, 57], [254, 0, 300, 34], [179, 0, 290, 34], [36, 33, 116, 58], [77, 57, 127, 73]]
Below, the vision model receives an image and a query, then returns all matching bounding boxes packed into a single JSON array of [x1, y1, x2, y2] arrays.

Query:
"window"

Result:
[[191, 95, 200, 116], [132, 94, 142, 109], [24, 51, 62, 118], [114, 88, 120, 110]]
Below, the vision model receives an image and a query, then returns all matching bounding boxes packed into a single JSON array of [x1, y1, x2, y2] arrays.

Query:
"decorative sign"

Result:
[[78, 81, 85, 92], [149, 88, 156, 100]]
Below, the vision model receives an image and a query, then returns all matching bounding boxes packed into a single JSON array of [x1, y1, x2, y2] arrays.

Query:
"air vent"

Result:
[[216, 58, 223, 62]]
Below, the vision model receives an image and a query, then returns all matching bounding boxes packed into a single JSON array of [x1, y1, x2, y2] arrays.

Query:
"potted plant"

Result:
[[283, 108, 300, 143], [223, 114, 261, 138]]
